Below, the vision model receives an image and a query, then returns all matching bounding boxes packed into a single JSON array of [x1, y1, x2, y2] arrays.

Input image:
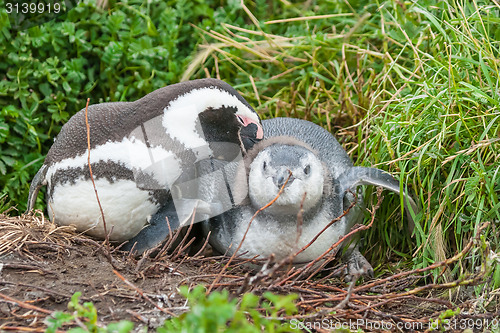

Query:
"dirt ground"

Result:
[[0, 211, 498, 332]]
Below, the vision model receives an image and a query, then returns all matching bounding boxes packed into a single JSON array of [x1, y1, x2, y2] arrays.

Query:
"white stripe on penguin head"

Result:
[[162, 86, 258, 159]]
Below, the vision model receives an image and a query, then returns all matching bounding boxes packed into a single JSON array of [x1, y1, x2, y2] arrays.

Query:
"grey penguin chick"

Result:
[[201, 117, 419, 277], [26, 79, 263, 253]]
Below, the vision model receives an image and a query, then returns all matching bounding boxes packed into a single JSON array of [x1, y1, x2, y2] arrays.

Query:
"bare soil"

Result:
[[0, 211, 497, 332]]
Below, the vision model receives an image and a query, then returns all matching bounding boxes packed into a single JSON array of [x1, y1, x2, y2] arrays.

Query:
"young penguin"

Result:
[[26, 79, 263, 253], [201, 117, 419, 278]]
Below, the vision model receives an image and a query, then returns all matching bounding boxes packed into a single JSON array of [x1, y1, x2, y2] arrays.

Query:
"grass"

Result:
[[180, 0, 500, 284]]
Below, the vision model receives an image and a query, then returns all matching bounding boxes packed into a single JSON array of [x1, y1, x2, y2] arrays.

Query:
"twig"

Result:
[[192, 230, 212, 258], [84, 98, 114, 267], [113, 269, 175, 316], [171, 209, 198, 261], [0, 292, 51, 314], [335, 275, 358, 309], [0, 281, 78, 300], [295, 193, 306, 247], [350, 295, 453, 315], [1, 263, 55, 275], [239, 254, 276, 293], [277, 188, 371, 285], [153, 217, 184, 260], [353, 222, 490, 294], [293, 190, 358, 258], [0, 327, 54, 332], [207, 170, 293, 293]]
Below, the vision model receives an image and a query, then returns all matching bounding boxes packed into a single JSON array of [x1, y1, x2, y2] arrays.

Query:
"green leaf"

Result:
[[464, 176, 480, 197], [146, 18, 158, 36], [62, 80, 72, 93], [102, 41, 123, 67], [1, 156, 15, 167], [106, 321, 135, 333], [0, 160, 6, 175], [493, 262, 500, 289], [68, 291, 82, 310]]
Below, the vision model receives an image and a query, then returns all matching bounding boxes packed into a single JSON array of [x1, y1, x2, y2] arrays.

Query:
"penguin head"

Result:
[[247, 137, 325, 216], [181, 78, 263, 161], [152, 79, 262, 163], [198, 104, 263, 161]]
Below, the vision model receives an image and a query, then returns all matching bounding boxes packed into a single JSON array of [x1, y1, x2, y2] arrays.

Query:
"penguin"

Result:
[[199, 117, 419, 278], [25, 78, 263, 253]]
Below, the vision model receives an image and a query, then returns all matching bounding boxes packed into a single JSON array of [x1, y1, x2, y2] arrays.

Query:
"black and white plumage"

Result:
[[26, 79, 263, 251], [200, 117, 419, 277]]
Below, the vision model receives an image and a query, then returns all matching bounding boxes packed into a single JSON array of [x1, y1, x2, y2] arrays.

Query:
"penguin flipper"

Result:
[[337, 167, 419, 230], [122, 200, 181, 255], [25, 164, 48, 214]]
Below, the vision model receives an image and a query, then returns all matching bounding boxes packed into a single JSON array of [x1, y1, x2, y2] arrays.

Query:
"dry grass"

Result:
[[0, 210, 77, 256]]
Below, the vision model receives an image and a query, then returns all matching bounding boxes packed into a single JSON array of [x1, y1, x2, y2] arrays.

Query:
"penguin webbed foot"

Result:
[[343, 249, 374, 282]]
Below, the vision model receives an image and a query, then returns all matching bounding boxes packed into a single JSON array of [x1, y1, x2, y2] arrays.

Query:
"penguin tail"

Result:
[[25, 164, 48, 214]]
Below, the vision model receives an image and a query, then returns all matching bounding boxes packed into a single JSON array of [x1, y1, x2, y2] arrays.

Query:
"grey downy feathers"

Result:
[[200, 117, 419, 277]]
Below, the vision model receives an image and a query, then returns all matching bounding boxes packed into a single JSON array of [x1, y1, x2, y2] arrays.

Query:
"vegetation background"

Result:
[[0, 0, 498, 288]]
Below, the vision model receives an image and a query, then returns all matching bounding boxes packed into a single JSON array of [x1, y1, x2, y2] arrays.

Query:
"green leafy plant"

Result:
[[45, 292, 134, 333], [45, 288, 299, 333], [0, 0, 236, 211], [160, 285, 299, 332]]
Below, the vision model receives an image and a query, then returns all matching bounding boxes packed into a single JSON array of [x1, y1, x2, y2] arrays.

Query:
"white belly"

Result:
[[48, 178, 159, 242], [230, 208, 348, 263]]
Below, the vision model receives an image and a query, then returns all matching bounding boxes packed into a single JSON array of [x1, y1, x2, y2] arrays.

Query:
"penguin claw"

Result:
[[344, 250, 374, 282]]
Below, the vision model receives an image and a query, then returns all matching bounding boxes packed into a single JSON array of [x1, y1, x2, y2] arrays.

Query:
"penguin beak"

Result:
[[273, 170, 294, 189], [239, 117, 264, 151]]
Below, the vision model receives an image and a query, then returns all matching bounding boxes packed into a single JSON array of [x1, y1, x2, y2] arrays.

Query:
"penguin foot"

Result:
[[344, 250, 374, 281]]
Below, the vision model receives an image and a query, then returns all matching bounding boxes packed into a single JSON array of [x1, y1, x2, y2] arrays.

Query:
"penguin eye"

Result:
[[262, 161, 267, 171], [304, 165, 310, 175], [236, 115, 245, 125]]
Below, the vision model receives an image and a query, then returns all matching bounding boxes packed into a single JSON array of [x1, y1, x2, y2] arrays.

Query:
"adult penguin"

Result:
[[199, 117, 419, 278], [26, 79, 263, 253]]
